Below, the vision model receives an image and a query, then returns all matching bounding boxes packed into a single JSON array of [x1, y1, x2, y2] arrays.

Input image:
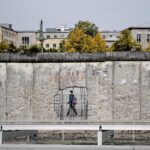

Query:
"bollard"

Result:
[[97, 126, 102, 146], [0, 126, 3, 145]]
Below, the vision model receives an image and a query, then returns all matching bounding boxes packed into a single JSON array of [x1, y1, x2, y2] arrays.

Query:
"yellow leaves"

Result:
[[61, 27, 107, 53], [145, 44, 150, 52], [68, 48, 76, 53], [92, 33, 107, 52], [0, 41, 9, 53]]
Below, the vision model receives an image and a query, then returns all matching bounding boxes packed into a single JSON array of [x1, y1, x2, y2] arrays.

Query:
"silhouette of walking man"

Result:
[[67, 90, 78, 116]]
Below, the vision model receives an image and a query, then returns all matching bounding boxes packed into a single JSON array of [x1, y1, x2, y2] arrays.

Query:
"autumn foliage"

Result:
[[60, 21, 107, 52]]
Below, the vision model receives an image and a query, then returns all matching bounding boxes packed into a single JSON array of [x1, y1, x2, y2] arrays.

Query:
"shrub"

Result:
[[0, 41, 9, 53]]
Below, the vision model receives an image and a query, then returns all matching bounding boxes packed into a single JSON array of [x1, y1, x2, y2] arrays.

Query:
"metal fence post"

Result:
[[97, 125, 102, 146], [0, 125, 3, 145]]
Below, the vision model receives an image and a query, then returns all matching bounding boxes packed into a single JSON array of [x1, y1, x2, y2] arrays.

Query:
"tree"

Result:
[[145, 44, 150, 52], [17, 44, 41, 54], [60, 21, 107, 52], [44, 48, 60, 53], [17, 45, 29, 54], [111, 29, 142, 51], [7, 43, 18, 53], [75, 20, 98, 37], [0, 41, 9, 53], [28, 45, 41, 53]]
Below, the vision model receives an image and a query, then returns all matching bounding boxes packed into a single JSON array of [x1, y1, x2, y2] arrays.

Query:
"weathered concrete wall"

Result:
[[0, 59, 150, 122], [1, 52, 150, 63], [0, 64, 6, 121], [113, 62, 141, 121]]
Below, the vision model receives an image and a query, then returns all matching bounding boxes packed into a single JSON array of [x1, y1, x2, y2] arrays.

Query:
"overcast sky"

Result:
[[0, 0, 150, 31]]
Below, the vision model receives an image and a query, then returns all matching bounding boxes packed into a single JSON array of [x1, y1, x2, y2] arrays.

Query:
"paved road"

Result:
[[0, 145, 150, 150]]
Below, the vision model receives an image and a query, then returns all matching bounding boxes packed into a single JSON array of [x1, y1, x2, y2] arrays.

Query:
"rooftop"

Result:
[[46, 25, 73, 33], [0, 24, 16, 32], [101, 30, 120, 33], [128, 22, 150, 29], [0, 23, 12, 29], [17, 30, 36, 33]]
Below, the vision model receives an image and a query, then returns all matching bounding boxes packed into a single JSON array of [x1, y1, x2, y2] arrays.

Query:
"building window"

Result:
[[53, 44, 57, 48], [147, 34, 150, 42], [54, 35, 57, 39], [46, 44, 49, 48], [137, 34, 141, 42], [22, 37, 29, 44], [47, 35, 50, 39]]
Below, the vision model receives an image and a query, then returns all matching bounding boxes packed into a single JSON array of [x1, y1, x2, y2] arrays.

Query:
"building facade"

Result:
[[101, 30, 120, 47], [17, 25, 71, 49], [128, 23, 150, 49], [0, 24, 17, 46], [17, 31, 37, 48], [36, 39, 63, 49], [36, 25, 71, 49]]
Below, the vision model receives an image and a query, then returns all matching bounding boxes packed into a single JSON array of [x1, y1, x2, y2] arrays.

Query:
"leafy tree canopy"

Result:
[[75, 20, 99, 37], [0, 41, 9, 53], [60, 21, 107, 52], [111, 29, 142, 51], [7, 43, 18, 53], [17, 44, 41, 54], [145, 44, 150, 52]]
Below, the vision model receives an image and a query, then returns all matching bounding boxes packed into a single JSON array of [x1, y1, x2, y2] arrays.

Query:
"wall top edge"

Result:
[[0, 52, 150, 62]]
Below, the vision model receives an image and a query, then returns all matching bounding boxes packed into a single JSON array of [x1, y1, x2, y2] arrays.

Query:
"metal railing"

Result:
[[1, 124, 150, 145]]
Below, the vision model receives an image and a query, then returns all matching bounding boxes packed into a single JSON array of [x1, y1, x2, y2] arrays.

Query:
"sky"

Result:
[[0, 0, 150, 31]]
